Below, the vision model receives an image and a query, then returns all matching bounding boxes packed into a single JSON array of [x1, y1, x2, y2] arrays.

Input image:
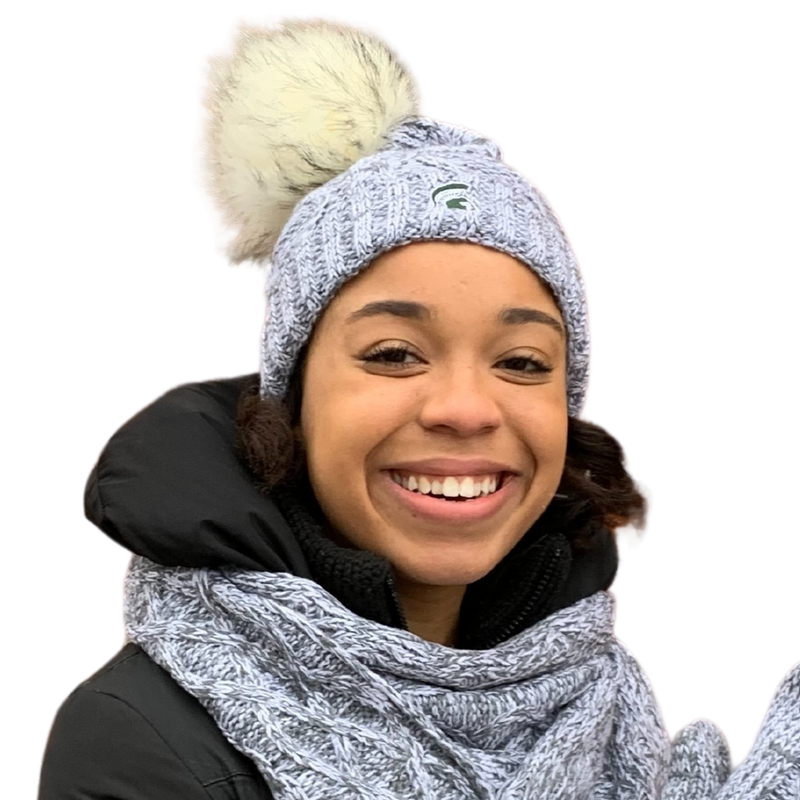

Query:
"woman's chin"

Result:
[[390, 548, 504, 588]]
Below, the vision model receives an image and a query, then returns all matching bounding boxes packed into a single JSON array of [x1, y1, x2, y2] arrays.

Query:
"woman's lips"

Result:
[[380, 470, 516, 523]]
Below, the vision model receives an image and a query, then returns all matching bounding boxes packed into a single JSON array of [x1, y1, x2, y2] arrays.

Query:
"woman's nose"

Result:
[[420, 368, 501, 434]]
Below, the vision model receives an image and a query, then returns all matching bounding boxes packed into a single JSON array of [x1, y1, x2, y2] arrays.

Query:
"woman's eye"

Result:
[[364, 347, 553, 375], [364, 347, 416, 367], [501, 356, 553, 375]]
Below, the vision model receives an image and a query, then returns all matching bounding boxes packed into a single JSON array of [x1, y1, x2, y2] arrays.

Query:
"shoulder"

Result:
[[40, 643, 271, 800]]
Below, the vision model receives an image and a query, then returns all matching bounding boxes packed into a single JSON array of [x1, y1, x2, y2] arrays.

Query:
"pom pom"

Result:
[[204, 19, 419, 263]]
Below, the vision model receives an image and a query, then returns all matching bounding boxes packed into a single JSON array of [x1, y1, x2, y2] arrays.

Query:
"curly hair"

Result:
[[236, 360, 646, 552]]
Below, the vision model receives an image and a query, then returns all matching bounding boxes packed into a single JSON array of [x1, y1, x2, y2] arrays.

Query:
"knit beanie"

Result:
[[205, 20, 589, 416]]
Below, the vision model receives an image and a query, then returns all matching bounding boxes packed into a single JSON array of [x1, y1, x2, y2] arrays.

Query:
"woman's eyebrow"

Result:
[[345, 300, 564, 338]]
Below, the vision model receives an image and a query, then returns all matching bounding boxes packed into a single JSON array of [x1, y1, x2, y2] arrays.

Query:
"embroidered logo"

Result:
[[432, 182, 470, 210]]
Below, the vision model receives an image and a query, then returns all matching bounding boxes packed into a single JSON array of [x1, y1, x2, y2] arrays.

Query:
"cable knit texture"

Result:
[[125, 557, 800, 799]]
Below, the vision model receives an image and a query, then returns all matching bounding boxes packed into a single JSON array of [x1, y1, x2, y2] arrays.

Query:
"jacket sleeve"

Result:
[[39, 687, 269, 800]]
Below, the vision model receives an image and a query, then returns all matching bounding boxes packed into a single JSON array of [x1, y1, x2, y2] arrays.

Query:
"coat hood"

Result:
[[85, 375, 619, 646]]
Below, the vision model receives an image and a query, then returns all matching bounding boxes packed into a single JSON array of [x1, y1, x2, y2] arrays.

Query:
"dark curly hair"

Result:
[[236, 354, 646, 552]]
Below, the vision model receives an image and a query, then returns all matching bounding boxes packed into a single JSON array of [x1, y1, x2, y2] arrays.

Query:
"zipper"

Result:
[[479, 543, 568, 650]]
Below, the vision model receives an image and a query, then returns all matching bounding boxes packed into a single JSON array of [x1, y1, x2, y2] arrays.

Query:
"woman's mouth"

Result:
[[382, 470, 515, 522]]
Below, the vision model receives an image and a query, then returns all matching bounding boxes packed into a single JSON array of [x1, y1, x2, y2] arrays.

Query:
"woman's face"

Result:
[[300, 241, 568, 587]]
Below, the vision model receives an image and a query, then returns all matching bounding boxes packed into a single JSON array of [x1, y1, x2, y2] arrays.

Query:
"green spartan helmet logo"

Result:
[[432, 183, 470, 209]]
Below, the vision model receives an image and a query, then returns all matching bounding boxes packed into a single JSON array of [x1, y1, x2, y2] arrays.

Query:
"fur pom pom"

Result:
[[205, 20, 419, 263]]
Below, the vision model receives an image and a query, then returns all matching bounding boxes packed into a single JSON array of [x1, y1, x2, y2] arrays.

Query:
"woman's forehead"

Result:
[[326, 241, 562, 321]]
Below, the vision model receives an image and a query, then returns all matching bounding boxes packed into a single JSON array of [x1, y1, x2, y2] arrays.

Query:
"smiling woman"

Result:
[[38, 16, 800, 800], [295, 242, 572, 645], [301, 242, 568, 644]]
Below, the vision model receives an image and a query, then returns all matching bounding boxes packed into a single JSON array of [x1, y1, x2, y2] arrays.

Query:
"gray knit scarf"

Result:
[[124, 556, 800, 799]]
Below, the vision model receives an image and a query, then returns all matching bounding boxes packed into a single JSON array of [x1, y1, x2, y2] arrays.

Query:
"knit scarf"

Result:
[[124, 556, 800, 800]]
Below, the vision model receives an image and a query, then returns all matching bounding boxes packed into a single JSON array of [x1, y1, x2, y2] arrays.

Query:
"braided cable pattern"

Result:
[[125, 557, 800, 799]]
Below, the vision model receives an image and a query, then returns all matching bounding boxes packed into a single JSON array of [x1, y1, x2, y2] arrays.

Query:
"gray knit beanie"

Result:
[[205, 20, 589, 416]]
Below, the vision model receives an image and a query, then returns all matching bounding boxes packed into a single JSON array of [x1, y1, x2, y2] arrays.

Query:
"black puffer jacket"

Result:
[[38, 375, 619, 800]]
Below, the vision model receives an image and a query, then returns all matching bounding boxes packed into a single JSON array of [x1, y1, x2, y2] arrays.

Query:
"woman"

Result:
[[39, 19, 800, 800]]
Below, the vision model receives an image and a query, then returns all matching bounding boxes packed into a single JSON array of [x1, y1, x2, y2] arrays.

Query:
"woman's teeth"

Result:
[[390, 472, 501, 499]]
